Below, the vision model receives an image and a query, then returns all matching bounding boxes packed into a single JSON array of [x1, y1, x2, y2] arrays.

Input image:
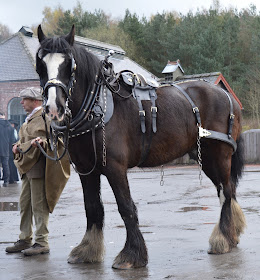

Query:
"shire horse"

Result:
[[36, 25, 246, 269]]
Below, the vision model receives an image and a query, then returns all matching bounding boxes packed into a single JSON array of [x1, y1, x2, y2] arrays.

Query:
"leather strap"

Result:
[[204, 130, 237, 151], [135, 90, 146, 133], [150, 90, 157, 133], [220, 88, 235, 139], [172, 82, 237, 152], [172, 83, 201, 126]]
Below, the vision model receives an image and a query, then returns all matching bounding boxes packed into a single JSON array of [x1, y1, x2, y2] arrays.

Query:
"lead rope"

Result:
[[197, 127, 203, 185]]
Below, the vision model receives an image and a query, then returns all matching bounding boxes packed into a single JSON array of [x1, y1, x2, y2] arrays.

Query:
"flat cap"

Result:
[[19, 87, 43, 100]]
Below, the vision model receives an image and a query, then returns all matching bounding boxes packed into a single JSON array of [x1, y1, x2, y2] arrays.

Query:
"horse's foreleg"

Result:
[[106, 167, 148, 269], [68, 172, 105, 263]]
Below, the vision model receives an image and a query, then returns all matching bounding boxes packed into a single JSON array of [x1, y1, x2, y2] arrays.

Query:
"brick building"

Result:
[[0, 26, 156, 128]]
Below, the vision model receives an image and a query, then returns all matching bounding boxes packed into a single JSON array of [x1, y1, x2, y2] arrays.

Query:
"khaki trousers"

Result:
[[19, 174, 49, 246]]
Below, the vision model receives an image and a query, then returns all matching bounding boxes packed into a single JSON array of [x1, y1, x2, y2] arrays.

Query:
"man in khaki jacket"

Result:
[[6, 87, 70, 256]]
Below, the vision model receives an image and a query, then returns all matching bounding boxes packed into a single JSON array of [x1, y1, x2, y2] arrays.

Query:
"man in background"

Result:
[[8, 119, 19, 183], [0, 112, 15, 187]]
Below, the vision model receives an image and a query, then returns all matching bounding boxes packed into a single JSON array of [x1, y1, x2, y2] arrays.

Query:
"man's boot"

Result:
[[6, 240, 32, 253], [23, 243, 50, 256]]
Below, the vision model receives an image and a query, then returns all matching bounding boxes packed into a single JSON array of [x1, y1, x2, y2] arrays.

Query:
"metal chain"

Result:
[[197, 129, 203, 185], [101, 115, 106, 166], [160, 165, 164, 186], [102, 86, 107, 167]]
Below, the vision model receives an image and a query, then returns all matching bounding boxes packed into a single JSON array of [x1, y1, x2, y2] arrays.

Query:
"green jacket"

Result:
[[14, 108, 70, 213]]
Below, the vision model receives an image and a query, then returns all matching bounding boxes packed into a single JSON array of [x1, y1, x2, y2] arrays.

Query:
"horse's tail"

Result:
[[231, 135, 245, 186]]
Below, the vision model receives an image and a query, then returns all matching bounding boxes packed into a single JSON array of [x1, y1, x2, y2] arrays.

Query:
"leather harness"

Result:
[[39, 49, 237, 169], [171, 82, 237, 152]]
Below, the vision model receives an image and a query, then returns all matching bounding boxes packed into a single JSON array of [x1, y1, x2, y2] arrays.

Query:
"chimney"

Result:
[[19, 26, 33, 37]]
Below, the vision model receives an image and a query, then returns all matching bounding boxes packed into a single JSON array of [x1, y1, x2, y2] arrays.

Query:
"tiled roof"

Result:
[[175, 72, 221, 83], [175, 72, 243, 109], [75, 35, 125, 55], [0, 30, 156, 82], [0, 34, 39, 81]]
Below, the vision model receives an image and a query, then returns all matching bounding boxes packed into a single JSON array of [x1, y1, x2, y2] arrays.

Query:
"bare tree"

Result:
[[245, 67, 260, 127], [0, 23, 12, 43]]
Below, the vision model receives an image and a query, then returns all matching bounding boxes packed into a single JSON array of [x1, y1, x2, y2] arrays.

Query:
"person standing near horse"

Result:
[[5, 87, 70, 256], [8, 119, 19, 184], [0, 112, 15, 187]]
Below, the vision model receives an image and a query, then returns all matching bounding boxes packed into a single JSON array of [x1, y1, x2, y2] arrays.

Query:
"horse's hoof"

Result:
[[207, 248, 218, 254], [67, 255, 84, 264], [207, 247, 231, 254], [112, 262, 133, 270]]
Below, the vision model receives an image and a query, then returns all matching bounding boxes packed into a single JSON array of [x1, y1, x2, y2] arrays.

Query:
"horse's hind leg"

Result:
[[202, 142, 246, 254], [208, 183, 246, 254], [105, 165, 148, 269], [68, 172, 105, 263]]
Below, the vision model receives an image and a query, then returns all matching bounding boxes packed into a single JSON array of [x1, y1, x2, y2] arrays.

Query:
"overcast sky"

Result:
[[0, 0, 258, 33]]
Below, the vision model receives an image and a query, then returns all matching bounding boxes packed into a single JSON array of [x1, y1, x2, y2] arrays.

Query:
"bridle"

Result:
[[40, 53, 76, 102], [35, 50, 119, 164]]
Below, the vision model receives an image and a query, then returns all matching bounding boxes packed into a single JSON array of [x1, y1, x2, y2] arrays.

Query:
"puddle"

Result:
[[0, 202, 19, 211], [178, 206, 209, 212]]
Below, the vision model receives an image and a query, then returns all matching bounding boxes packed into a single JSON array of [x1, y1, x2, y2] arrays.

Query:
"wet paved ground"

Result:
[[0, 165, 259, 280]]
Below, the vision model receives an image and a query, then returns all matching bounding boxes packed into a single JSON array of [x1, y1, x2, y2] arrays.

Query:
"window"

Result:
[[8, 97, 26, 129]]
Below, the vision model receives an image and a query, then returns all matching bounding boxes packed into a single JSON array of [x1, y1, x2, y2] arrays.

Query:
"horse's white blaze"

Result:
[[43, 53, 65, 119]]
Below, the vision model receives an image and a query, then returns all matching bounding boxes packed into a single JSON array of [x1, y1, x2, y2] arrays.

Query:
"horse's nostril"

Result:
[[45, 105, 50, 114]]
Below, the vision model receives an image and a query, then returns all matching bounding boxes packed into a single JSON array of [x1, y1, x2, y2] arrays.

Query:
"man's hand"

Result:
[[31, 137, 43, 148], [12, 144, 19, 154]]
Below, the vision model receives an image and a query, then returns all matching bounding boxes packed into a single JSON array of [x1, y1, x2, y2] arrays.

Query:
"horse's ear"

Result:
[[65, 25, 75, 46], [37, 25, 46, 44]]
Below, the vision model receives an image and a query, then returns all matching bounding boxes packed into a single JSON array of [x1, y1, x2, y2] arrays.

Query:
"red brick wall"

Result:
[[0, 80, 40, 117]]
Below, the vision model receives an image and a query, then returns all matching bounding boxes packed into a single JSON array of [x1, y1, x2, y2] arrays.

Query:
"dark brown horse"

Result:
[[36, 25, 246, 269]]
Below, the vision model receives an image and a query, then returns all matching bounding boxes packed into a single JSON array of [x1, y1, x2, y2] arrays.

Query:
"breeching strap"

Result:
[[171, 83, 237, 152]]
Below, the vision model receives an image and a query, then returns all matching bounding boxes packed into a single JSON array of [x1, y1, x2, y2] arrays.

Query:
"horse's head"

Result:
[[36, 25, 76, 122]]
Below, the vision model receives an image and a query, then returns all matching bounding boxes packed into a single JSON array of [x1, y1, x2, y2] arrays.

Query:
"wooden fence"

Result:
[[170, 129, 260, 165], [243, 129, 260, 163]]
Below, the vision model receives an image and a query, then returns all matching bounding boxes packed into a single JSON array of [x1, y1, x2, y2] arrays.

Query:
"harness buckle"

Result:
[[139, 110, 145, 116], [199, 126, 211, 138], [193, 107, 199, 113], [151, 106, 157, 113]]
